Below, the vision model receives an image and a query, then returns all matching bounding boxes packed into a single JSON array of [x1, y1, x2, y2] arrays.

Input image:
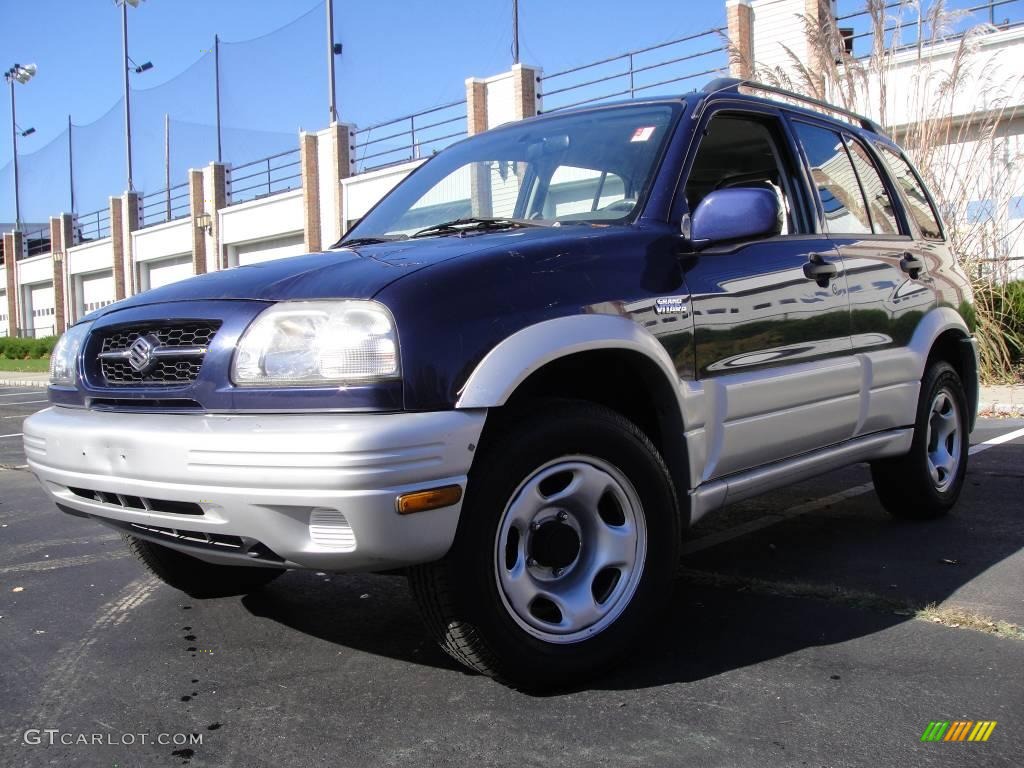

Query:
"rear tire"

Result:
[[870, 361, 969, 520], [408, 400, 680, 690], [123, 535, 285, 598]]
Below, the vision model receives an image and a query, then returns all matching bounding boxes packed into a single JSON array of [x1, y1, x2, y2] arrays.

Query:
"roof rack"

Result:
[[700, 77, 886, 135]]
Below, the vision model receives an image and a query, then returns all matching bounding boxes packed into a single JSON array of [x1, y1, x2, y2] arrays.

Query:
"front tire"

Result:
[[123, 535, 285, 598], [408, 401, 680, 690], [870, 361, 969, 520]]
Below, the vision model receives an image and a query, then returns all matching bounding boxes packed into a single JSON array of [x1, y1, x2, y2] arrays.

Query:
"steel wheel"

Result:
[[926, 388, 961, 493], [408, 400, 679, 688], [494, 456, 647, 644], [870, 360, 969, 520]]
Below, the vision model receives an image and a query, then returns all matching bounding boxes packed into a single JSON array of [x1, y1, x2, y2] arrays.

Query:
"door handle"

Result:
[[900, 252, 924, 279], [803, 253, 838, 287]]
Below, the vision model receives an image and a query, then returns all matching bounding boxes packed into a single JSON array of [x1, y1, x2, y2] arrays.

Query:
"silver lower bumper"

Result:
[[24, 406, 487, 572]]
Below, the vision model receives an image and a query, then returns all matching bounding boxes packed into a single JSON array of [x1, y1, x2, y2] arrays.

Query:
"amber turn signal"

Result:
[[395, 485, 463, 515]]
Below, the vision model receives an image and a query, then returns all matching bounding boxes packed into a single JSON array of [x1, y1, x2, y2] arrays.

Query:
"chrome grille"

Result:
[[97, 322, 220, 386]]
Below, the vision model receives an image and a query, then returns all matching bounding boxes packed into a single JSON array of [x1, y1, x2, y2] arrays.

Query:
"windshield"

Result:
[[344, 103, 680, 242]]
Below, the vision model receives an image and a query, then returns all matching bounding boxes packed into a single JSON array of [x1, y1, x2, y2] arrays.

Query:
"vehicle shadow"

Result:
[[241, 442, 1024, 695]]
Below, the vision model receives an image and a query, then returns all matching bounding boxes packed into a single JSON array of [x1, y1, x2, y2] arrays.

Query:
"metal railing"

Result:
[[24, 224, 52, 258], [140, 181, 191, 229], [537, 28, 730, 113], [21, 324, 55, 339], [227, 147, 302, 205], [836, 0, 1024, 59], [353, 98, 467, 173], [77, 207, 111, 242]]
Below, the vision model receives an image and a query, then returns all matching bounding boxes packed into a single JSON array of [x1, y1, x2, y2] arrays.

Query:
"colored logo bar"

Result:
[[921, 721, 997, 742]]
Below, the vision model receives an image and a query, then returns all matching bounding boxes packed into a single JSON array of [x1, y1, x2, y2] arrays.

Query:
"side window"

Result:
[[877, 146, 944, 240], [544, 166, 627, 219], [793, 122, 872, 235], [844, 137, 901, 235], [685, 113, 798, 235]]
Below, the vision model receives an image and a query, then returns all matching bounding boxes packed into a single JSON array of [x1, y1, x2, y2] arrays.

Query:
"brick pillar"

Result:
[[466, 79, 491, 217], [511, 64, 541, 120], [110, 197, 126, 300], [466, 78, 488, 136], [335, 123, 356, 237], [3, 231, 20, 336], [300, 132, 321, 252], [121, 191, 140, 296], [727, 0, 754, 79], [804, 0, 831, 96], [317, 122, 356, 244], [58, 213, 74, 326], [49, 217, 67, 335], [189, 169, 207, 275], [202, 163, 227, 271]]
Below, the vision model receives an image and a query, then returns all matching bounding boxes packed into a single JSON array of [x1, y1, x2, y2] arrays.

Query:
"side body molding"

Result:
[[454, 306, 976, 529]]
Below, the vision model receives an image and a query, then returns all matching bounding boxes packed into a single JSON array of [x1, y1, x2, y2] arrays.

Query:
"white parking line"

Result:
[[0, 399, 49, 406], [969, 425, 1024, 456], [683, 424, 1024, 556], [0, 433, 24, 439]]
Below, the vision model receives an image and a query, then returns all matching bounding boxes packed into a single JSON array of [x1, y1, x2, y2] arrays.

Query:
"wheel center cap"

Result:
[[529, 519, 581, 570]]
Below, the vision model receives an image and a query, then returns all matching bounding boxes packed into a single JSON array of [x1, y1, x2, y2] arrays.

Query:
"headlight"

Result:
[[232, 300, 400, 386], [49, 322, 93, 387]]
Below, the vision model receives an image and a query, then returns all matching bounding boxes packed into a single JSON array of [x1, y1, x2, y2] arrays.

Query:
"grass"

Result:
[[0, 357, 50, 373], [916, 604, 1024, 642]]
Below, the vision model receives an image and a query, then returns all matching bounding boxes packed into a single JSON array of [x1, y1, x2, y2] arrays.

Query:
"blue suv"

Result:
[[27, 79, 978, 689]]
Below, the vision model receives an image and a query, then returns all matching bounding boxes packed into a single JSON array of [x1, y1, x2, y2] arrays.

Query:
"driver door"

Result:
[[679, 107, 857, 482]]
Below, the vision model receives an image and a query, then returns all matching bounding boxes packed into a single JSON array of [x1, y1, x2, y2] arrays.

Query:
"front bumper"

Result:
[[24, 406, 487, 571]]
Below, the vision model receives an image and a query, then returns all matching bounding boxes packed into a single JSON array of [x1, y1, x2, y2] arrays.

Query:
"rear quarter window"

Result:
[[877, 145, 944, 240]]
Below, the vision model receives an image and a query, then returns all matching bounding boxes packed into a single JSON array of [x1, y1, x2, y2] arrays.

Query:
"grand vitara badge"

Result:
[[127, 334, 160, 373], [654, 297, 689, 316]]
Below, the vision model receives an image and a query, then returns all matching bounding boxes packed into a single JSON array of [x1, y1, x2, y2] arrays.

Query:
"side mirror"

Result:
[[689, 187, 782, 249]]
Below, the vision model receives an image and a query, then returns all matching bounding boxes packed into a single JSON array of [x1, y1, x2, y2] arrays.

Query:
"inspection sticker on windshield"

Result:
[[631, 126, 656, 142]]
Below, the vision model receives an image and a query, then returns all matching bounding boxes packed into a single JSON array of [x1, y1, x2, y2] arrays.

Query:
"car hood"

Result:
[[87, 227, 595, 319]]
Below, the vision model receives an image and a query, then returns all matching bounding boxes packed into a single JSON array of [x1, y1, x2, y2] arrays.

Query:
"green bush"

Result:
[[0, 335, 57, 360], [1, 338, 32, 360], [990, 281, 1024, 363], [35, 336, 56, 356]]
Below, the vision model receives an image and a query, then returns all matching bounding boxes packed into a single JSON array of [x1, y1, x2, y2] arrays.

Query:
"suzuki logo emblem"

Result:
[[126, 334, 160, 373]]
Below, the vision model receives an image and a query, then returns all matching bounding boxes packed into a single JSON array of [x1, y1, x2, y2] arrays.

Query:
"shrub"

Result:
[[993, 281, 1024, 363], [1, 338, 32, 360], [0, 335, 57, 359]]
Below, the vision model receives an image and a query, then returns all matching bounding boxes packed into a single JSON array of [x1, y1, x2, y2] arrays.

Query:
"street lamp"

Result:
[[5, 62, 37, 231], [116, 0, 150, 192]]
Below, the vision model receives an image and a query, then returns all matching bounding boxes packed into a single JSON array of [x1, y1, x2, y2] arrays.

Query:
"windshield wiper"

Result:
[[330, 234, 408, 249], [411, 217, 542, 239]]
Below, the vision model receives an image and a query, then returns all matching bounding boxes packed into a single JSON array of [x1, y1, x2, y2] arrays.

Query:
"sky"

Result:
[[0, 0, 727, 221]]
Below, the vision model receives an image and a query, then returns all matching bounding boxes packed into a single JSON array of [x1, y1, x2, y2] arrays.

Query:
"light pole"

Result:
[[4, 62, 37, 232], [512, 0, 520, 65], [326, 0, 341, 123], [116, 0, 151, 192]]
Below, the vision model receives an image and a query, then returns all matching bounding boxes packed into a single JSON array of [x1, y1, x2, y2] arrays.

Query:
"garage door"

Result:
[[28, 283, 56, 338], [144, 255, 194, 291], [81, 271, 114, 314], [235, 234, 305, 266]]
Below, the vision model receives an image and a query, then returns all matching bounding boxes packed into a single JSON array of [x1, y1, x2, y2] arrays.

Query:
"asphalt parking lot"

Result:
[[1, 383, 1022, 768]]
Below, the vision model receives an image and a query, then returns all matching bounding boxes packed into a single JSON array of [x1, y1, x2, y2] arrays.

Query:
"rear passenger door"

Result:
[[680, 106, 858, 482], [791, 120, 936, 435]]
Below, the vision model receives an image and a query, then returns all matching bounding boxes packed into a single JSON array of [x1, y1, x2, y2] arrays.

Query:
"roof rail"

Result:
[[700, 77, 886, 135]]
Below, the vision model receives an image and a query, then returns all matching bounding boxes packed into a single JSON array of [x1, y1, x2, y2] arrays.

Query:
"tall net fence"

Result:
[[1, 1, 328, 231]]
